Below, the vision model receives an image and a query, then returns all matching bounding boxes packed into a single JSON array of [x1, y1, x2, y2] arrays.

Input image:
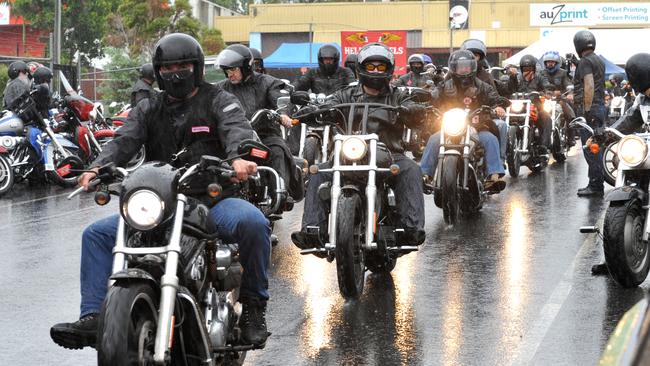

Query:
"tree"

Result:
[[201, 28, 225, 56], [9, 0, 115, 64], [0, 64, 8, 97], [97, 47, 141, 107]]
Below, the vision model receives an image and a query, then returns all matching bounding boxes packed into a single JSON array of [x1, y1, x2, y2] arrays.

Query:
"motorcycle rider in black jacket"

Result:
[[3, 60, 30, 109], [294, 44, 356, 95], [291, 43, 427, 250], [513, 54, 553, 153], [216, 44, 304, 202], [50, 33, 273, 350], [393, 54, 434, 88], [250, 47, 266, 74], [130, 63, 156, 107], [610, 53, 650, 135]]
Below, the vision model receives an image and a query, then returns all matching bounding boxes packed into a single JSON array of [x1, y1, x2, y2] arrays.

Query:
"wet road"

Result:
[[1, 149, 647, 365]]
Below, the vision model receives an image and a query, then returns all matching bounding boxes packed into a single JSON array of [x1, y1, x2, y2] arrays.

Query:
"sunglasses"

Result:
[[364, 63, 388, 72], [159, 68, 193, 81]]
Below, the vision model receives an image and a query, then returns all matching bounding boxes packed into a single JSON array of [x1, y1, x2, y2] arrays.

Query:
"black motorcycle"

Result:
[[505, 91, 549, 177], [294, 101, 419, 300], [69, 140, 271, 365]]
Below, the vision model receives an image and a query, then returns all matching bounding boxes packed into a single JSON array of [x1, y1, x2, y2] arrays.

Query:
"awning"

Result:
[[264, 43, 341, 69]]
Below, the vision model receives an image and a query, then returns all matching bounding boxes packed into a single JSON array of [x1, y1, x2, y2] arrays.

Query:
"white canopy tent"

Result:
[[502, 28, 650, 67]]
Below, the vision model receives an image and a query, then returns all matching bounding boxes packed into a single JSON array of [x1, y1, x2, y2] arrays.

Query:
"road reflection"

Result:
[[500, 196, 532, 350], [441, 256, 464, 366], [392, 253, 417, 364]]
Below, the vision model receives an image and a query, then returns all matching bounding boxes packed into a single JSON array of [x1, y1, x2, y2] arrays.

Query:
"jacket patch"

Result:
[[192, 126, 210, 133]]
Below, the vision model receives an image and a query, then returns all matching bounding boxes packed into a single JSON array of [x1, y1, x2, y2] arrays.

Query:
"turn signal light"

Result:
[[309, 165, 319, 175], [207, 183, 222, 198], [589, 143, 600, 155], [390, 164, 400, 175], [292, 119, 300, 126], [94, 191, 111, 206]]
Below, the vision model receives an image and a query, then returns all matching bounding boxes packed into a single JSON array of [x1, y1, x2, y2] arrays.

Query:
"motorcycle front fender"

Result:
[[109, 268, 159, 287], [605, 186, 646, 203]]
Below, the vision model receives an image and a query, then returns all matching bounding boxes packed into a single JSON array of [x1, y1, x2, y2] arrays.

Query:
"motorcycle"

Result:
[[577, 104, 650, 287], [433, 104, 495, 225], [542, 92, 572, 163], [0, 87, 83, 192], [289, 91, 332, 166], [295, 101, 418, 300], [505, 91, 549, 177], [398, 85, 436, 160], [69, 140, 272, 365]]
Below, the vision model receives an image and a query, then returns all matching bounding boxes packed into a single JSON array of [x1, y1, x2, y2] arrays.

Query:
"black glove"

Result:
[[593, 126, 606, 143]]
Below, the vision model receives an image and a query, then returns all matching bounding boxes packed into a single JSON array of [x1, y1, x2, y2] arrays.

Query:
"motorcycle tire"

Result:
[[335, 193, 366, 300], [507, 126, 521, 178], [303, 136, 321, 167], [97, 282, 159, 366], [602, 141, 618, 187], [551, 129, 566, 163], [0, 154, 15, 196], [441, 155, 460, 225], [46, 147, 83, 188], [603, 199, 650, 288]]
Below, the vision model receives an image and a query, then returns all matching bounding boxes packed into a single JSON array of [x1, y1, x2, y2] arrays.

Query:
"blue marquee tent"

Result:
[[599, 54, 625, 76], [264, 43, 341, 69]]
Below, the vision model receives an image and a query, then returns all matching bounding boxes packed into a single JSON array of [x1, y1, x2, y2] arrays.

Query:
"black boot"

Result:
[[239, 297, 270, 346], [591, 262, 609, 276], [50, 313, 99, 350]]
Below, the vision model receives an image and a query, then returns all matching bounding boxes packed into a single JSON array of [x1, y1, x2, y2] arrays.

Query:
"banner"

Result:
[[340, 30, 408, 75], [0, 4, 10, 25], [530, 3, 650, 27], [449, 0, 470, 29]]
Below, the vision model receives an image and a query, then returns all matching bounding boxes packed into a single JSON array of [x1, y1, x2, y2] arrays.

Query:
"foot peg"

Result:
[[580, 226, 599, 234]]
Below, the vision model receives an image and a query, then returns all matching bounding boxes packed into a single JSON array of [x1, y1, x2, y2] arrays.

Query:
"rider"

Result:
[[294, 44, 355, 95], [344, 53, 358, 79], [130, 63, 156, 107], [608, 73, 625, 97], [460, 38, 513, 162], [3, 60, 30, 109], [393, 54, 434, 87], [513, 54, 553, 153], [31, 66, 54, 117], [216, 44, 303, 203], [291, 42, 427, 250], [541, 50, 577, 141], [50, 33, 272, 350], [573, 30, 606, 197], [420, 50, 507, 192], [609, 53, 650, 135], [250, 47, 266, 74]]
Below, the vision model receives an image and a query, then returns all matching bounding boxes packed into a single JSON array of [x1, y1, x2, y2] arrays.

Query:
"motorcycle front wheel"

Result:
[[97, 282, 159, 366], [335, 193, 366, 300], [551, 128, 567, 163], [507, 126, 521, 178], [603, 199, 650, 288], [0, 154, 15, 196], [602, 141, 618, 187], [441, 155, 460, 225], [303, 136, 321, 166]]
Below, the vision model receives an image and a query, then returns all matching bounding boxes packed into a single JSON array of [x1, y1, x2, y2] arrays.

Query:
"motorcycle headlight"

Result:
[[341, 137, 367, 161], [543, 101, 554, 114], [442, 108, 467, 137], [122, 189, 165, 230], [89, 106, 97, 121], [618, 135, 648, 167], [510, 100, 525, 113]]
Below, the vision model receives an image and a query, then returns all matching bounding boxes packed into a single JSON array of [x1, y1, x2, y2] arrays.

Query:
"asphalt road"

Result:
[[0, 148, 646, 366]]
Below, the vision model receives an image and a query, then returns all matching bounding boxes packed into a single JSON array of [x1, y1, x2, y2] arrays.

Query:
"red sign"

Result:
[[341, 30, 408, 75]]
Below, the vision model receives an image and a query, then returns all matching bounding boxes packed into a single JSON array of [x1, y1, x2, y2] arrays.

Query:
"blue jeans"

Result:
[[80, 198, 271, 317], [495, 119, 508, 161], [420, 130, 505, 177]]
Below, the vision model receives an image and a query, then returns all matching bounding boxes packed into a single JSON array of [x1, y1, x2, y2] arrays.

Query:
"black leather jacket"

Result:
[[324, 84, 426, 153], [294, 66, 355, 95], [514, 72, 552, 93], [130, 79, 155, 107], [393, 72, 434, 88], [611, 95, 650, 135]]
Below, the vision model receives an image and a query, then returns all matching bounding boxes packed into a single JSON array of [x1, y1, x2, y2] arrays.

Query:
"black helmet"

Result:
[[32, 66, 53, 84], [152, 33, 204, 98], [344, 53, 357, 69], [216, 44, 254, 78], [520, 54, 538, 71], [573, 30, 596, 56], [8, 60, 28, 80], [625, 53, 650, 94], [449, 50, 477, 78], [139, 63, 155, 81], [408, 54, 426, 74], [249, 47, 264, 73], [460, 39, 487, 60], [356, 43, 394, 91], [318, 44, 340, 76]]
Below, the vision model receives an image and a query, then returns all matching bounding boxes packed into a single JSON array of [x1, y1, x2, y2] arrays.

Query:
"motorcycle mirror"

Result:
[[290, 91, 311, 106], [237, 139, 271, 164]]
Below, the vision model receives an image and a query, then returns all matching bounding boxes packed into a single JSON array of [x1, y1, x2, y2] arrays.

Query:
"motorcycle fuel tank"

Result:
[[0, 111, 24, 136]]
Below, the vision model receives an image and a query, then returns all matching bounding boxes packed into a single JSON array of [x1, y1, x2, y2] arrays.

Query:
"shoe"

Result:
[[402, 228, 426, 245], [577, 185, 590, 193], [239, 297, 270, 346], [291, 231, 314, 250], [591, 262, 609, 276], [50, 313, 98, 350], [485, 174, 506, 193], [577, 187, 604, 197]]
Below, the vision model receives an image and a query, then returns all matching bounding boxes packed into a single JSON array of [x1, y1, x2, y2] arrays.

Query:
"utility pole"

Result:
[[449, 17, 454, 56], [54, 0, 61, 93]]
